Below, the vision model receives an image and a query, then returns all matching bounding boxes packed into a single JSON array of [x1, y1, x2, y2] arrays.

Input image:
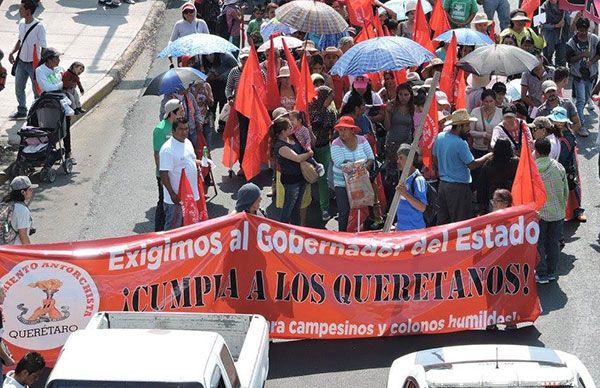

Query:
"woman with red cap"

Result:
[[330, 116, 375, 231]]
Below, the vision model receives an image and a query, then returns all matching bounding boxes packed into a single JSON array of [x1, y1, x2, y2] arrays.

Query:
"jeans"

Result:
[[163, 202, 183, 230], [335, 186, 350, 232], [483, 0, 511, 30], [537, 219, 563, 276], [155, 177, 166, 231], [15, 59, 39, 114], [313, 145, 331, 212], [280, 181, 304, 225], [573, 77, 593, 125], [542, 29, 567, 67]]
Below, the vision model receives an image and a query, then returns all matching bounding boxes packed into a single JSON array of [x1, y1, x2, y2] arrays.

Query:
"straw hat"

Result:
[[271, 107, 290, 121], [471, 12, 492, 26], [324, 46, 342, 58], [444, 109, 477, 126], [298, 40, 319, 53], [406, 72, 421, 82], [277, 66, 290, 78]]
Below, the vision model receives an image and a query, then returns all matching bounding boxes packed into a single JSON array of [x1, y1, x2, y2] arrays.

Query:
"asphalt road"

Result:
[[25, 2, 600, 387]]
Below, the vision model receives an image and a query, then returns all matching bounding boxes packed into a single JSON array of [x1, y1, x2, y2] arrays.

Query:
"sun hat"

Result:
[[277, 66, 290, 78], [472, 12, 493, 26], [502, 105, 517, 118], [510, 9, 531, 22], [297, 40, 319, 53], [311, 73, 325, 83], [271, 107, 289, 121], [542, 80, 558, 93], [423, 58, 444, 72], [406, 72, 421, 82], [238, 47, 251, 60], [436, 90, 450, 106], [405, 0, 417, 13], [10, 176, 38, 191], [547, 106, 572, 124], [324, 46, 342, 58], [180, 2, 196, 12], [530, 116, 553, 130], [444, 109, 477, 126], [235, 183, 261, 212], [334, 116, 361, 133], [163, 99, 182, 119]]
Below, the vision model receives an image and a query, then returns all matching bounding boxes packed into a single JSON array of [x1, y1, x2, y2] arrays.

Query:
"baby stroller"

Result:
[[10, 92, 74, 183]]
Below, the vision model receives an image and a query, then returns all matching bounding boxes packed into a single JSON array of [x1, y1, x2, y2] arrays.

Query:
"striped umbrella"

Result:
[[330, 36, 434, 76], [275, 0, 348, 35]]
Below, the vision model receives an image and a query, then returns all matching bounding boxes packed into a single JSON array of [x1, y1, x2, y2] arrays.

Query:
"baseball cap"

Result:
[[10, 176, 38, 191], [163, 99, 182, 119], [542, 80, 558, 93]]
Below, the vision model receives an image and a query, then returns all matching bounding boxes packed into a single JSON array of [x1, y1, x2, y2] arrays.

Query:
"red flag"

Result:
[[222, 110, 240, 169], [454, 69, 466, 109], [32, 44, 42, 95], [373, 14, 385, 37], [419, 97, 439, 170], [511, 134, 547, 210], [242, 85, 272, 180], [489, 21, 497, 42], [178, 169, 201, 226], [196, 176, 209, 221], [439, 32, 457, 104], [394, 69, 407, 85], [413, 0, 435, 53], [368, 72, 383, 92], [521, 0, 540, 20], [266, 36, 281, 111], [294, 53, 317, 119], [234, 43, 265, 117], [430, 0, 450, 35], [346, 0, 374, 28], [281, 39, 301, 90]]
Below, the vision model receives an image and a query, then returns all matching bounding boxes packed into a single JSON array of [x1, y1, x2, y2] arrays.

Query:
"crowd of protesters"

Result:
[[145, 0, 599, 286]]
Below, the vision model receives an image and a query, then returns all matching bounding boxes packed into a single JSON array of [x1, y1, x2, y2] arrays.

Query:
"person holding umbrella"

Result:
[[169, 2, 210, 68]]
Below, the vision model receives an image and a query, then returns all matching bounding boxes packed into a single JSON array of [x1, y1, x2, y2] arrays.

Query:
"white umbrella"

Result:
[[257, 36, 304, 53]]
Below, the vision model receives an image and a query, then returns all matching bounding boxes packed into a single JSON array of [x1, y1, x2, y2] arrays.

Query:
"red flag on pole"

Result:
[[196, 176, 209, 222], [234, 43, 265, 117], [222, 110, 240, 169], [430, 0, 450, 35], [346, 0, 374, 28], [178, 169, 201, 226], [294, 53, 317, 120], [32, 44, 42, 95], [511, 134, 547, 210], [489, 21, 497, 42], [281, 38, 301, 90], [266, 36, 281, 111], [413, 0, 435, 53], [439, 32, 457, 104], [394, 69, 408, 85], [454, 69, 467, 110], [420, 97, 439, 170], [521, 0, 540, 20], [242, 85, 272, 180]]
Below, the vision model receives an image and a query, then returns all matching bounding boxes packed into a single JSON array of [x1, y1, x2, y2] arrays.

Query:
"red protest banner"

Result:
[[0, 205, 541, 366]]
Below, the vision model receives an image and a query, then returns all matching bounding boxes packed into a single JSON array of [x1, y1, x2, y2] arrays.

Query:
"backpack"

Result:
[[0, 202, 17, 245], [410, 173, 440, 227], [214, 7, 233, 39]]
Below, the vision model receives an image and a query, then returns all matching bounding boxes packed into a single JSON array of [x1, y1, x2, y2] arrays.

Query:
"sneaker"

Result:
[[315, 163, 325, 177], [322, 210, 331, 221], [9, 111, 27, 120], [122, 0, 134, 3], [575, 213, 587, 223], [75, 108, 86, 115], [577, 127, 590, 137], [105, 0, 120, 7], [547, 273, 557, 281], [535, 274, 549, 284]]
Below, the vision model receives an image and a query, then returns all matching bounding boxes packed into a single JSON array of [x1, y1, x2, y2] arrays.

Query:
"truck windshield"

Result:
[[49, 382, 204, 388]]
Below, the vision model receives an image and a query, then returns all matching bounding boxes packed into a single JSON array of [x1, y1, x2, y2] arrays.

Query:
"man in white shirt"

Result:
[[2, 352, 45, 388], [7, 0, 47, 120], [159, 118, 201, 230]]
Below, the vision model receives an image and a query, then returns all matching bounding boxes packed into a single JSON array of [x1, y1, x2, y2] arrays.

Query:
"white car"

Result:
[[388, 344, 596, 388]]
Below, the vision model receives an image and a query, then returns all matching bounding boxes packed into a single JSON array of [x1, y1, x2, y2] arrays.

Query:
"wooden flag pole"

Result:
[[382, 70, 441, 233]]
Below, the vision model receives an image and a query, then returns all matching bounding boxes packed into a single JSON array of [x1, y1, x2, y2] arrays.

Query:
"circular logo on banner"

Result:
[[0, 260, 100, 350]]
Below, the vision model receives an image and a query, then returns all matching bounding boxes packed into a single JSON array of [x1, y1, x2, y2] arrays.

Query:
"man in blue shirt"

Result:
[[395, 144, 427, 231], [432, 109, 492, 224]]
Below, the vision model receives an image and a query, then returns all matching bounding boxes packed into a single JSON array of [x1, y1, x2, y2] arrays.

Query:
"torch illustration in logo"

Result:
[[17, 279, 70, 325]]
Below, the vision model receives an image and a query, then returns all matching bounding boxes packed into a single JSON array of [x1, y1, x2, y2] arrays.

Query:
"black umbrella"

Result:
[[456, 44, 540, 76], [143, 67, 207, 96]]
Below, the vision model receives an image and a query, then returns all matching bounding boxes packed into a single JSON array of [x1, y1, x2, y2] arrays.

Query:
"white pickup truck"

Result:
[[46, 312, 270, 388]]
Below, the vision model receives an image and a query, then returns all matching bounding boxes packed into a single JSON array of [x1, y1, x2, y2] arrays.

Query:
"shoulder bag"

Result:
[[11, 22, 40, 76]]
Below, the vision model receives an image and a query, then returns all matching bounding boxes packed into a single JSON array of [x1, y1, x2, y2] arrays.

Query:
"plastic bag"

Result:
[[342, 160, 375, 209]]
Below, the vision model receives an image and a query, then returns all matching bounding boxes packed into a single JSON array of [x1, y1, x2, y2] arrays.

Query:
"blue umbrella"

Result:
[[318, 31, 349, 50], [434, 28, 494, 46], [378, 0, 432, 21], [260, 18, 296, 42], [330, 36, 434, 76], [158, 33, 239, 58], [143, 68, 207, 96]]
